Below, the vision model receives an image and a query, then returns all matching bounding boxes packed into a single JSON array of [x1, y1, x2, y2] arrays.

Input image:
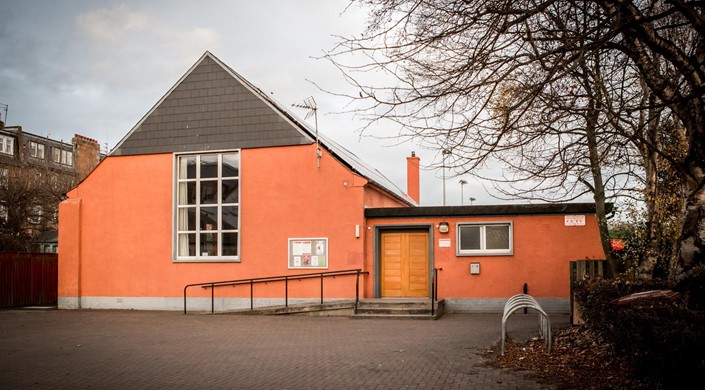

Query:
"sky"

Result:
[[0, 0, 498, 206]]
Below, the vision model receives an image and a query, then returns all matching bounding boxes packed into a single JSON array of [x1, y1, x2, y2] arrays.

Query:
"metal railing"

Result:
[[183, 269, 368, 314], [431, 267, 442, 316]]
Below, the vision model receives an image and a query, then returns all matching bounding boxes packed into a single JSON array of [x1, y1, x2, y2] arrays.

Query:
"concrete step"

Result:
[[351, 313, 440, 320], [357, 300, 432, 309], [217, 299, 445, 319], [353, 299, 444, 320], [355, 307, 433, 315]]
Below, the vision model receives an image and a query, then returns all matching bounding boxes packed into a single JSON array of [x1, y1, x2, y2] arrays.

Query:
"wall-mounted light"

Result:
[[438, 222, 450, 234]]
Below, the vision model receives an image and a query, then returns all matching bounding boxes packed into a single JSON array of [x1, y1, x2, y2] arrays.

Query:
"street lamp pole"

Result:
[[442, 149, 452, 206], [459, 179, 467, 206]]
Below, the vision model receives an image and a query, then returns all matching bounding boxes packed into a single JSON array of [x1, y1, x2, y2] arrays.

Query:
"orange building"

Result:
[[58, 52, 606, 313]]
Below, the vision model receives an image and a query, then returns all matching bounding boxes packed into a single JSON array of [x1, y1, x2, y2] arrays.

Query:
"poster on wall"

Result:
[[288, 238, 328, 269]]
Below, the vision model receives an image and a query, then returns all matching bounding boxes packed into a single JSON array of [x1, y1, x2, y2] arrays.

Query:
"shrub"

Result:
[[575, 277, 705, 388]]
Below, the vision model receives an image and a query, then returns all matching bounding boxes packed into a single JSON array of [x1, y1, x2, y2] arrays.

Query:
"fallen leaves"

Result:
[[482, 326, 637, 389]]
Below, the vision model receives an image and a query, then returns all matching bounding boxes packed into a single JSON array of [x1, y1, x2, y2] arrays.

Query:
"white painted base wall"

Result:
[[60, 296, 570, 314], [58, 296, 350, 312], [444, 298, 570, 314]]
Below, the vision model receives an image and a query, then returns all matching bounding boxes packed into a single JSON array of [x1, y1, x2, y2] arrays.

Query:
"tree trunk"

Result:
[[675, 163, 705, 282], [638, 92, 662, 278], [673, 103, 705, 308], [584, 98, 615, 273]]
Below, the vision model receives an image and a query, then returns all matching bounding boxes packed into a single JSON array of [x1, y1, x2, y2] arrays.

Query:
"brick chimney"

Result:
[[406, 151, 420, 204], [72, 134, 101, 181]]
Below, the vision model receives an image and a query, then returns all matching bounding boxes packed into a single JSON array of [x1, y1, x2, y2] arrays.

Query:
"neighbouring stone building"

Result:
[[0, 118, 102, 252]]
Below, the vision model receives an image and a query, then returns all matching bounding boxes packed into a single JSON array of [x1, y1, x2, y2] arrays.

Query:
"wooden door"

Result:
[[381, 232, 429, 297]]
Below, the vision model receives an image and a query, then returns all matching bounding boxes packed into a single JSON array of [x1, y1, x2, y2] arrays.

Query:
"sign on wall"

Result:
[[438, 238, 451, 248], [564, 215, 586, 226], [288, 238, 328, 269]]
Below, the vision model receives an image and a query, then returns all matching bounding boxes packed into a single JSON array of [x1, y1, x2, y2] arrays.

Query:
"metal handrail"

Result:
[[183, 269, 368, 314], [431, 267, 442, 316]]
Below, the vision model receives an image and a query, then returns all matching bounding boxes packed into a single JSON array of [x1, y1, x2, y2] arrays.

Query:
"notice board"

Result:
[[288, 238, 328, 269]]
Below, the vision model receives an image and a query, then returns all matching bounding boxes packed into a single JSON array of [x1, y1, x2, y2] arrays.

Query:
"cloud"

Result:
[[75, 5, 148, 46], [162, 27, 222, 58], [73, 5, 222, 90]]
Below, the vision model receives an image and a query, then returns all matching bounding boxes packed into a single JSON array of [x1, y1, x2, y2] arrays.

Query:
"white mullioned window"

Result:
[[0, 135, 14, 155], [456, 222, 513, 256], [30, 141, 45, 159], [61, 149, 73, 165], [52, 147, 72, 165], [175, 152, 240, 261]]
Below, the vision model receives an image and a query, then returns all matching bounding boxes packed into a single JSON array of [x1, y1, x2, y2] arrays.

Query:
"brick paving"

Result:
[[0, 310, 567, 389]]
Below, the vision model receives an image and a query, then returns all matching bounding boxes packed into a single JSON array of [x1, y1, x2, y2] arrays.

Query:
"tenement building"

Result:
[[0, 119, 101, 252]]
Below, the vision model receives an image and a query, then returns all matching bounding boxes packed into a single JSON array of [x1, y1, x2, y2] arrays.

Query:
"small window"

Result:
[[52, 148, 73, 166], [29, 205, 42, 224], [61, 150, 73, 165], [30, 141, 45, 159], [457, 222, 513, 256], [0, 168, 7, 187], [0, 135, 14, 155]]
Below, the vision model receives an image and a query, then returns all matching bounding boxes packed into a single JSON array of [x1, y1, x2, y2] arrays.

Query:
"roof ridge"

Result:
[[111, 51, 415, 206]]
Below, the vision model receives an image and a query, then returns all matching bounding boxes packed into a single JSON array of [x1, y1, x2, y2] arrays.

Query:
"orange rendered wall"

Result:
[[58, 144, 404, 304], [364, 215, 606, 300]]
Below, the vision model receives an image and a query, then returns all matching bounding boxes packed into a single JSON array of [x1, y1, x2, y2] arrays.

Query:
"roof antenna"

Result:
[[292, 97, 321, 168]]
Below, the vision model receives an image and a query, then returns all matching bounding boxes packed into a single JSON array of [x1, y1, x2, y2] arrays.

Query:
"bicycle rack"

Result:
[[501, 294, 552, 355]]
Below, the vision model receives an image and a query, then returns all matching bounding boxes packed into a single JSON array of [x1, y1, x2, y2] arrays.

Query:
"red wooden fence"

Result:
[[0, 252, 58, 308]]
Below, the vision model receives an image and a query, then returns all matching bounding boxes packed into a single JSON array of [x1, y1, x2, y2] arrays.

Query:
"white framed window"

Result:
[[29, 205, 42, 224], [0, 168, 7, 187], [52, 147, 73, 166], [0, 135, 14, 155], [30, 141, 45, 159], [174, 151, 240, 261], [456, 222, 513, 256], [61, 149, 73, 165]]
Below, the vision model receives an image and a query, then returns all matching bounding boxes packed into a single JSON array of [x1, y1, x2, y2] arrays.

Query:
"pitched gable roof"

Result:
[[111, 51, 414, 205], [111, 52, 313, 156]]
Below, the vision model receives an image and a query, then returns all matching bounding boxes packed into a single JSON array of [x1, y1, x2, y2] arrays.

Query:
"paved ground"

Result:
[[0, 309, 568, 389]]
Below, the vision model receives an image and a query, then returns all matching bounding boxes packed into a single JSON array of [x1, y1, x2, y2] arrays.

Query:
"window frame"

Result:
[[61, 149, 73, 166], [456, 221, 513, 256], [29, 205, 42, 225], [30, 141, 45, 159], [172, 150, 241, 262], [0, 168, 7, 187], [0, 135, 14, 155], [52, 147, 72, 166]]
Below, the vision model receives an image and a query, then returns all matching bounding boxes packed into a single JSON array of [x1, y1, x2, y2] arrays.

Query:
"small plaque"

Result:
[[439, 238, 451, 248], [564, 215, 586, 226]]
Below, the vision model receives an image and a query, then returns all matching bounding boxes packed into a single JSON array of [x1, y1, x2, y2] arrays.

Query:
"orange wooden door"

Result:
[[381, 232, 429, 297]]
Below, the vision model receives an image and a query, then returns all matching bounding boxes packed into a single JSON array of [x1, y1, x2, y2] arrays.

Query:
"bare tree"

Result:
[[0, 164, 75, 251], [327, 0, 705, 291]]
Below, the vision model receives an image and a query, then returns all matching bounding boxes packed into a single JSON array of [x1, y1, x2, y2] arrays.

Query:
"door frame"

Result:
[[373, 224, 434, 298]]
